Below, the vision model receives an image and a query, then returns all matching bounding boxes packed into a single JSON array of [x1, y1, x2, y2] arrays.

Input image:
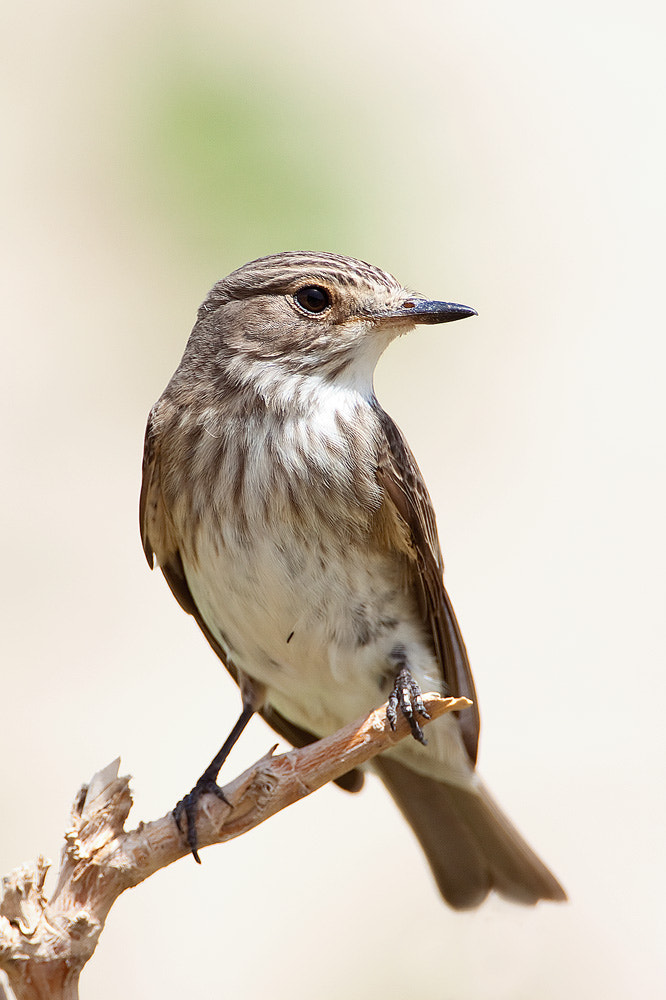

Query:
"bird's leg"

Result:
[[173, 703, 255, 863], [386, 647, 431, 746]]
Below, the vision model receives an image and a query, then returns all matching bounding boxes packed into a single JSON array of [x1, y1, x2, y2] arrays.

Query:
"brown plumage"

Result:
[[141, 251, 566, 907]]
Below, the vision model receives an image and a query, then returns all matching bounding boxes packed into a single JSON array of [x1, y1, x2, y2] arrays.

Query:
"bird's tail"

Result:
[[374, 757, 566, 909]]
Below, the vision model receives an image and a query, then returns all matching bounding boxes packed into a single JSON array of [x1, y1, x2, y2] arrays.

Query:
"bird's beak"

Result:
[[386, 298, 478, 325]]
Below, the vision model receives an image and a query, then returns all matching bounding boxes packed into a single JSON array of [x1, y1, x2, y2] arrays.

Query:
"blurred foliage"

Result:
[[133, 61, 368, 267]]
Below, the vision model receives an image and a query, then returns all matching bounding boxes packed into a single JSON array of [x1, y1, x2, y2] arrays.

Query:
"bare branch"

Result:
[[0, 693, 469, 1000]]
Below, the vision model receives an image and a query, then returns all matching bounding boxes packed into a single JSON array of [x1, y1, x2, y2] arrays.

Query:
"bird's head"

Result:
[[178, 251, 476, 405]]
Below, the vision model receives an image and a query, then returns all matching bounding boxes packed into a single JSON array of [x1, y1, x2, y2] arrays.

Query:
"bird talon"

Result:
[[387, 665, 429, 745], [173, 779, 230, 862]]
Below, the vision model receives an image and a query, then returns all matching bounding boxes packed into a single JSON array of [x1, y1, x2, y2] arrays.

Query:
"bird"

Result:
[[140, 250, 566, 909]]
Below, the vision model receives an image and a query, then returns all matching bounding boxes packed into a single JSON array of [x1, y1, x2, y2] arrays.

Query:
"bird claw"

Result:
[[386, 665, 430, 745], [173, 779, 230, 863]]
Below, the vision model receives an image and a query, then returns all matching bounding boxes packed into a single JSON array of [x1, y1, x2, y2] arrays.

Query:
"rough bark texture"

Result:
[[0, 693, 469, 1000]]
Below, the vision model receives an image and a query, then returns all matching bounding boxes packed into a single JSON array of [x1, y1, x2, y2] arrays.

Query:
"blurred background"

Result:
[[2, 1, 664, 997]]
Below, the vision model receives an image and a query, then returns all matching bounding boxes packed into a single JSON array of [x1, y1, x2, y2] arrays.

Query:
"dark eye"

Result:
[[294, 285, 331, 314]]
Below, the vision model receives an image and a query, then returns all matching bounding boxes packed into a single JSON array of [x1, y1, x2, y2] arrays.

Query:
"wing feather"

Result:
[[373, 403, 480, 763]]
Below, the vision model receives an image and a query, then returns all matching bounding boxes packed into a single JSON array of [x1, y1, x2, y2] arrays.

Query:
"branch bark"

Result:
[[0, 693, 469, 1000]]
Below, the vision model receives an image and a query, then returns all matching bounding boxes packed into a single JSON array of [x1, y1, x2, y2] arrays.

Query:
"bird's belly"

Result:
[[184, 520, 432, 724], [184, 518, 474, 786]]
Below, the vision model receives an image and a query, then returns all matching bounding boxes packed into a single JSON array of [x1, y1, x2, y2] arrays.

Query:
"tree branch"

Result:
[[0, 693, 469, 1000]]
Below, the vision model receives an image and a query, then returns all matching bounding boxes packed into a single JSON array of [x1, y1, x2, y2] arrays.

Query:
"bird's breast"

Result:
[[164, 396, 471, 784], [168, 399, 433, 729]]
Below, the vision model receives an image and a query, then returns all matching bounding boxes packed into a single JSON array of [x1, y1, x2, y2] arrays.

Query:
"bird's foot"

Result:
[[172, 703, 256, 862], [173, 777, 230, 864], [386, 665, 430, 745]]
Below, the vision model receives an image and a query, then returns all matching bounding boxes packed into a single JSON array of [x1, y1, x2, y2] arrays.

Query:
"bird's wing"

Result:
[[139, 408, 364, 793], [373, 403, 480, 764]]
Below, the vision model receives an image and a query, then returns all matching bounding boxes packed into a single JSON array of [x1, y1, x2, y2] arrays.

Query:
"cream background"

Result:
[[2, 2, 664, 997]]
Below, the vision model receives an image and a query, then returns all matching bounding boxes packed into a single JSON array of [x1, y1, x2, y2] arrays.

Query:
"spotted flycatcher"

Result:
[[140, 251, 565, 908]]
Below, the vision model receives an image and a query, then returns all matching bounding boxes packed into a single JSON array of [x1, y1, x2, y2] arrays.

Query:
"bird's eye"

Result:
[[294, 286, 331, 314]]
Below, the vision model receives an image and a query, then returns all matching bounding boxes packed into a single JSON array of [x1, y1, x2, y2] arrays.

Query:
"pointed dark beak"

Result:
[[388, 298, 478, 325]]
